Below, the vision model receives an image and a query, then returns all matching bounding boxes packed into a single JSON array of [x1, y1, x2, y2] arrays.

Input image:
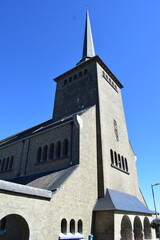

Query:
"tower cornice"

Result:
[[53, 55, 123, 89]]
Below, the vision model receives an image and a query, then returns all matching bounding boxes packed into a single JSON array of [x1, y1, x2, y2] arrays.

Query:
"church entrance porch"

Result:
[[93, 210, 154, 240]]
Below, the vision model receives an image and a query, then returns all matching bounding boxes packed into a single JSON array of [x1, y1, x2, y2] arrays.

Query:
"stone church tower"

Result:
[[0, 10, 154, 240]]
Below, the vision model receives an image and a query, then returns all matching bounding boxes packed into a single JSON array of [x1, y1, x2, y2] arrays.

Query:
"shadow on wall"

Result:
[[0, 214, 29, 240]]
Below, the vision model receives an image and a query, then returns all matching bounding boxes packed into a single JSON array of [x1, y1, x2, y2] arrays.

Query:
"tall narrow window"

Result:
[[118, 154, 121, 168], [114, 152, 118, 166], [70, 219, 75, 234], [110, 149, 114, 165], [125, 158, 128, 172], [5, 157, 10, 171], [43, 145, 48, 161], [56, 141, 61, 158], [122, 156, 125, 171], [9, 156, 14, 170], [84, 69, 88, 75], [78, 220, 83, 234], [61, 219, 67, 234], [63, 139, 68, 156], [49, 143, 54, 159], [37, 147, 42, 162], [1, 158, 5, 172]]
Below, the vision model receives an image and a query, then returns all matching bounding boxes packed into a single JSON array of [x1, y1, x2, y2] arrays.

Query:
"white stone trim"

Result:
[[0, 180, 52, 199]]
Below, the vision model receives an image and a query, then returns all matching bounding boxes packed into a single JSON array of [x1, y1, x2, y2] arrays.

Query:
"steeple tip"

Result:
[[77, 10, 95, 65]]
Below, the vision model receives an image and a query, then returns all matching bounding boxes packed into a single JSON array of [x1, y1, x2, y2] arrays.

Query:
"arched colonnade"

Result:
[[120, 215, 152, 240]]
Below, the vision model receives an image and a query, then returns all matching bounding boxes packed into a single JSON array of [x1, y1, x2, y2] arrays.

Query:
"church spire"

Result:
[[77, 10, 95, 65]]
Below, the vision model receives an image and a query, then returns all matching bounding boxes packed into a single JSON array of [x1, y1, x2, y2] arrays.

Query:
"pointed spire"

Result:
[[77, 10, 95, 65]]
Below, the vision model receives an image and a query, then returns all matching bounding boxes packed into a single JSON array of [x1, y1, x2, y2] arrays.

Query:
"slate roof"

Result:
[[0, 107, 91, 148], [94, 189, 153, 214], [6, 165, 78, 193]]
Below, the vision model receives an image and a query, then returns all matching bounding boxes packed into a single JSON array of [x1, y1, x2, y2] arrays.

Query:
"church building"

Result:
[[0, 10, 155, 240]]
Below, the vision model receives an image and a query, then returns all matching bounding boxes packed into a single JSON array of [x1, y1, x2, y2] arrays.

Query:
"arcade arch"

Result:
[[121, 215, 132, 240], [0, 214, 29, 240]]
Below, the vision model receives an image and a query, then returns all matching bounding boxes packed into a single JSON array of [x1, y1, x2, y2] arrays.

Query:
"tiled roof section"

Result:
[[6, 165, 78, 192], [94, 189, 153, 214]]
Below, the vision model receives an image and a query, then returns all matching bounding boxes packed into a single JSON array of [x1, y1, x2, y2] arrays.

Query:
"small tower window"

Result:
[[69, 77, 72, 82], [84, 69, 88, 75], [74, 74, 77, 80], [64, 79, 67, 85], [79, 71, 82, 77]]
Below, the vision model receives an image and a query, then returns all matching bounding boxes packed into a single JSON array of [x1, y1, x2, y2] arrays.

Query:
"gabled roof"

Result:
[[94, 189, 153, 214]]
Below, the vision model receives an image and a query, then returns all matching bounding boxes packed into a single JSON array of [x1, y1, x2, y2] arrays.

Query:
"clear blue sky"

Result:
[[0, 0, 160, 212]]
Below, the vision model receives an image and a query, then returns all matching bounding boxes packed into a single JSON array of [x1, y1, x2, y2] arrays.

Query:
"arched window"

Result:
[[37, 147, 42, 162], [118, 154, 121, 168], [64, 79, 67, 85], [84, 69, 88, 75], [1, 158, 5, 172], [122, 156, 125, 171], [74, 74, 77, 80], [43, 145, 48, 161], [79, 71, 82, 77], [61, 218, 67, 234], [125, 158, 128, 172], [5, 157, 10, 171], [56, 141, 61, 158], [70, 219, 75, 234], [9, 156, 14, 170], [49, 143, 54, 159], [63, 139, 68, 156], [114, 151, 118, 166], [110, 149, 114, 165], [78, 220, 83, 234]]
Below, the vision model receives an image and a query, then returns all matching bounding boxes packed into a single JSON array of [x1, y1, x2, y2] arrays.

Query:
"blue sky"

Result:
[[0, 0, 160, 212]]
